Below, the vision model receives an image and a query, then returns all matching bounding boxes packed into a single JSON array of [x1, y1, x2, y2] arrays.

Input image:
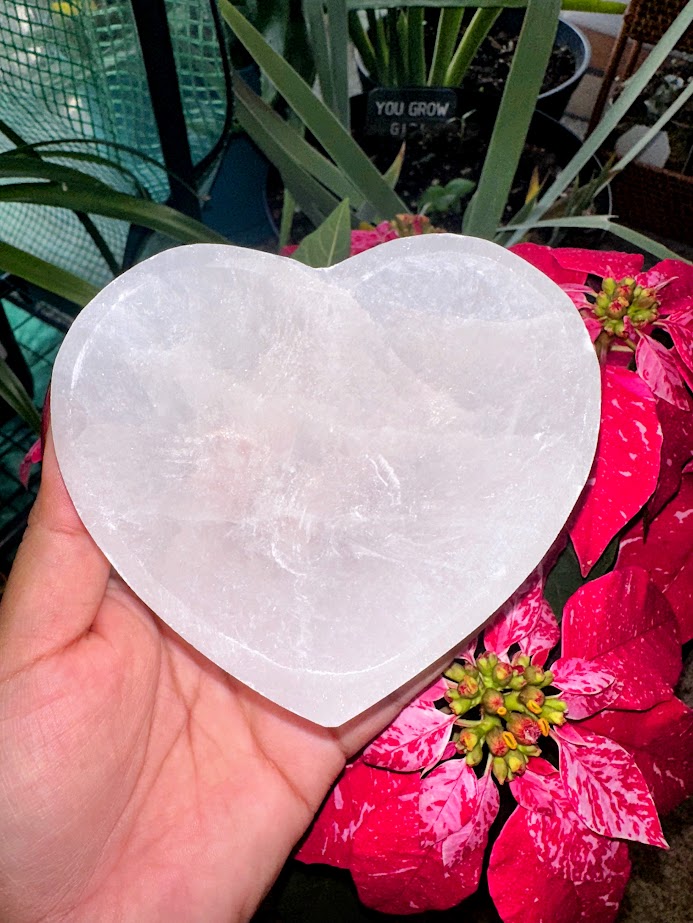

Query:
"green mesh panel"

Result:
[[0, 1, 228, 286]]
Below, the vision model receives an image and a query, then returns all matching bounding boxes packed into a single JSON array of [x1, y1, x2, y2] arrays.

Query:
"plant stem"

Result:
[[408, 7, 426, 86]]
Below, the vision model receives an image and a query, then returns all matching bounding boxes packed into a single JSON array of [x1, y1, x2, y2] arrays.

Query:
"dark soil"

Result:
[[461, 25, 577, 101]]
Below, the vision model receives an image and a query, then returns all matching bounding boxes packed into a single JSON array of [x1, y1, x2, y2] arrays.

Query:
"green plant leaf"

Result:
[[0, 357, 42, 433], [327, 0, 351, 127], [502, 215, 690, 262], [291, 198, 352, 266], [220, 0, 406, 219], [506, 0, 693, 243], [383, 143, 406, 189], [428, 7, 464, 86], [345, 1, 624, 10], [0, 240, 99, 305], [463, 0, 562, 239], [0, 182, 227, 245], [444, 7, 500, 87]]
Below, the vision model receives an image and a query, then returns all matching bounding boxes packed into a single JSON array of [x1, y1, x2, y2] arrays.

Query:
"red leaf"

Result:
[[441, 765, 499, 867], [484, 573, 558, 662], [581, 698, 693, 816], [488, 801, 631, 923], [551, 657, 616, 695], [664, 315, 693, 376], [419, 758, 477, 849], [510, 757, 562, 814], [553, 247, 644, 280], [363, 698, 455, 772], [569, 366, 662, 575], [562, 568, 681, 710], [509, 243, 587, 286], [641, 259, 693, 314], [618, 475, 693, 643], [416, 676, 453, 704], [350, 767, 492, 914], [19, 438, 42, 488], [555, 726, 667, 847], [635, 336, 692, 410], [647, 397, 693, 518], [296, 760, 403, 867]]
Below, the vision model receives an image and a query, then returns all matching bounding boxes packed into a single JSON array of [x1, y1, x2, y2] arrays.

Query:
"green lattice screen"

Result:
[[0, 0, 229, 286]]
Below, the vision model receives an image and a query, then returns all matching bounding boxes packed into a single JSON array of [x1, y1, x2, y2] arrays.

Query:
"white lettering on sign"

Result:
[[407, 100, 451, 118], [376, 100, 405, 116]]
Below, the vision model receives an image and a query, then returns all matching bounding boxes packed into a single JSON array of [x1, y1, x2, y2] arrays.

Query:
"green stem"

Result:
[[444, 7, 500, 87]]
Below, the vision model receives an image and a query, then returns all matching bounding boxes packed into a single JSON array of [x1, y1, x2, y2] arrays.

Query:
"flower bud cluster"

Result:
[[591, 276, 659, 339], [447, 652, 567, 784]]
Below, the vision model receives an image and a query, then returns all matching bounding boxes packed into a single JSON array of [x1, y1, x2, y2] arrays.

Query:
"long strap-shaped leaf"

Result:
[[502, 216, 691, 263], [219, 0, 406, 220], [0, 184, 228, 245], [0, 356, 41, 433], [463, 0, 561, 239], [0, 241, 98, 306], [327, 0, 351, 128], [235, 88, 341, 227], [508, 0, 693, 243], [345, 1, 625, 10], [234, 76, 364, 207]]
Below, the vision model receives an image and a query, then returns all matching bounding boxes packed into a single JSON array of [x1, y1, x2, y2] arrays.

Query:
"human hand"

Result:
[[0, 431, 406, 923]]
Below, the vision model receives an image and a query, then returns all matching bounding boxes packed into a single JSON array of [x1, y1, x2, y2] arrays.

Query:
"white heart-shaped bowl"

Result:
[[51, 235, 600, 726]]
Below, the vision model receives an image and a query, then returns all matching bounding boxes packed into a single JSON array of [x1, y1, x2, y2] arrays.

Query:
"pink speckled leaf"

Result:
[[19, 437, 42, 488], [647, 397, 693, 518], [562, 568, 681, 710], [552, 657, 616, 695], [635, 336, 691, 410], [509, 243, 586, 286], [551, 657, 619, 719], [484, 573, 558, 663], [553, 247, 644, 280], [489, 799, 631, 923], [417, 676, 453, 704], [350, 768, 487, 914], [569, 366, 662, 576], [581, 699, 693, 816], [555, 726, 667, 847], [618, 475, 693, 643], [296, 759, 401, 867], [641, 260, 693, 314], [419, 758, 478, 848], [363, 698, 455, 772], [510, 757, 561, 814], [664, 316, 693, 375], [457, 635, 479, 665], [441, 764, 499, 867]]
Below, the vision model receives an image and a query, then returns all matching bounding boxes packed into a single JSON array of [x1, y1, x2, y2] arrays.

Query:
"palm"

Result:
[[0, 438, 402, 922]]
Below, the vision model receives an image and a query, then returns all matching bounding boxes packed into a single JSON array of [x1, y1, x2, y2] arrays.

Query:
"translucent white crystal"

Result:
[[51, 235, 600, 726]]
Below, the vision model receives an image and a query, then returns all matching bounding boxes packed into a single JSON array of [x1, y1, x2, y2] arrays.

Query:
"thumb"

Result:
[[0, 427, 111, 669]]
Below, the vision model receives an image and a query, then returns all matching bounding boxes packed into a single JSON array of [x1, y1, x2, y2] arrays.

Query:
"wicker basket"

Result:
[[623, 0, 693, 54], [610, 160, 693, 242]]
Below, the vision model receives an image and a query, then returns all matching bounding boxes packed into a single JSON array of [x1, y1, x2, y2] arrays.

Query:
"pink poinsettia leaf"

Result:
[[457, 634, 479, 665], [509, 243, 586, 286], [562, 568, 681, 710], [559, 684, 622, 720], [554, 726, 667, 847], [417, 676, 453, 704], [662, 316, 693, 376], [510, 757, 562, 814], [618, 475, 693, 643], [635, 336, 692, 410], [441, 764, 499, 867], [484, 573, 557, 660], [647, 397, 693, 518], [569, 366, 662, 576], [363, 698, 455, 772], [640, 260, 693, 314], [581, 699, 693, 816], [488, 801, 631, 923], [296, 760, 404, 867], [351, 769, 488, 914], [489, 806, 580, 923], [553, 247, 644, 280], [551, 657, 616, 695], [19, 437, 43, 488], [419, 758, 478, 848]]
